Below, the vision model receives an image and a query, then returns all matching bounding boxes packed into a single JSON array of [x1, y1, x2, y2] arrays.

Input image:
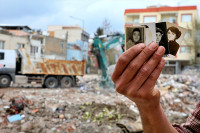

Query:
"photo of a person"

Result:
[[156, 27, 164, 45], [167, 26, 181, 56], [156, 22, 169, 55], [125, 27, 144, 50]]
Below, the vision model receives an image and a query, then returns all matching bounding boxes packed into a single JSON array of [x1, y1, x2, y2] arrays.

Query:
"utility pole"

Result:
[[70, 16, 84, 30]]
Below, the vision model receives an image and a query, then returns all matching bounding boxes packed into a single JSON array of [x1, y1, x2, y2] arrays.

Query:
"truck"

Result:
[[0, 48, 86, 88]]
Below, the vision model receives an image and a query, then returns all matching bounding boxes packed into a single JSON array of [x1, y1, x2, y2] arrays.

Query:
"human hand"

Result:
[[111, 42, 165, 109]]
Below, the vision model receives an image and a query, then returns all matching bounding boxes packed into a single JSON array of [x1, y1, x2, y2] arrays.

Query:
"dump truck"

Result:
[[0, 48, 86, 88]]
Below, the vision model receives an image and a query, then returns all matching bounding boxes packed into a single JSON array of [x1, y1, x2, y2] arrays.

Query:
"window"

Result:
[[144, 16, 156, 23], [161, 17, 177, 23], [161, 18, 167, 22], [182, 14, 192, 22], [161, 13, 177, 23], [197, 53, 200, 57], [180, 46, 191, 53], [17, 43, 25, 49], [30, 46, 38, 55], [60, 41, 64, 49], [0, 40, 5, 49], [81, 33, 89, 42], [185, 30, 192, 38], [0, 52, 4, 60], [133, 18, 139, 24], [168, 17, 177, 23]]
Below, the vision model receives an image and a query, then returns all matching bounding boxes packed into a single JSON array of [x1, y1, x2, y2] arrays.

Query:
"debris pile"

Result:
[[0, 71, 199, 132], [157, 73, 200, 124]]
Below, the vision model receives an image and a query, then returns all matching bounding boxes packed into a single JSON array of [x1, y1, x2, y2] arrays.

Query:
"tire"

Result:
[[0, 75, 11, 88], [45, 77, 58, 88], [61, 77, 73, 88], [42, 84, 46, 88]]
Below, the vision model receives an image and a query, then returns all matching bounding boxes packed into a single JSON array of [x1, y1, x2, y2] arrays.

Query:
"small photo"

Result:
[[140, 23, 156, 45], [125, 26, 145, 50], [156, 22, 169, 55], [166, 22, 187, 56]]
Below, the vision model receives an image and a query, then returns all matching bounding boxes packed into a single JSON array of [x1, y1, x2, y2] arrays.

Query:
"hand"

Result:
[[111, 42, 165, 109]]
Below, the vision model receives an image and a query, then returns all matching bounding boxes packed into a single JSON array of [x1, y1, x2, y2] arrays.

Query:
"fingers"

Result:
[[141, 58, 165, 92], [111, 43, 145, 82], [127, 46, 165, 94], [116, 42, 159, 89]]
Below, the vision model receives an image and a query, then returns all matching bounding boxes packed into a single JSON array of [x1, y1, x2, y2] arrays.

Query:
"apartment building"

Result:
[[0, 25, 44, 58], [124, 5, 198, 74], [0, 25, 66, 59], [0, 30, 31, 53], [47, 25, 89, 43]]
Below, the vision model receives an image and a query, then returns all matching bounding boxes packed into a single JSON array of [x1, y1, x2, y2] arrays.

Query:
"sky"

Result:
[[0, 0, 199, 37]]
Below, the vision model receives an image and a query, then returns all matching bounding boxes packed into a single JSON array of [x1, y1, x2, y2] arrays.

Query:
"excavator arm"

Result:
[[92, 34, 125, 87]]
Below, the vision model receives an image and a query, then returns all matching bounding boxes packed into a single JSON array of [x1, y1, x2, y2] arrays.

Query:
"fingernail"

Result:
[[156, 46, 165, 55], [161, 58, 165, 65], [140, 43, 145, 49], [149, 42, 158, 50]]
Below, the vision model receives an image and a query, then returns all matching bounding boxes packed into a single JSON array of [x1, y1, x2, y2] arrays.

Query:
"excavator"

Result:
[[91, 33, 125, 88]]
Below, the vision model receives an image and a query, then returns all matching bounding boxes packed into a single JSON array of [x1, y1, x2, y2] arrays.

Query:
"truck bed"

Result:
[[19, 49, 86, 76]]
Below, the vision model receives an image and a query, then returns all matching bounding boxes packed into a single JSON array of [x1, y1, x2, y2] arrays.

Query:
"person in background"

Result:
[[111, 42, 200, 133]]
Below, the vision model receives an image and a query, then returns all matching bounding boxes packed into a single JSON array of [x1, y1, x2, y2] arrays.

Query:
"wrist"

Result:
[[136, 102, 161, 113]]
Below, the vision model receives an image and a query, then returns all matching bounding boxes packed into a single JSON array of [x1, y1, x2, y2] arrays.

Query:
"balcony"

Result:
[[126, 15, 139, 24], [161, 13, 178, 24]]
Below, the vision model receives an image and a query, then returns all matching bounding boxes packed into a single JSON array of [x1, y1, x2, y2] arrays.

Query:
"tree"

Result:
[[102, 18, 112, 35], [94, 27, 104, 42], [95, 27, 104, 36]]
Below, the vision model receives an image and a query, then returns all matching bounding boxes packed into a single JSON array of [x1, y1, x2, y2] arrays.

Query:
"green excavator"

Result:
[[91, 33, 125, 88]]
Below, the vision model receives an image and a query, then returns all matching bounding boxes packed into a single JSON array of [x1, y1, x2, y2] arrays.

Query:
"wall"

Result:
[[0, 32, 30, 53], [44, 36, 66, 59]]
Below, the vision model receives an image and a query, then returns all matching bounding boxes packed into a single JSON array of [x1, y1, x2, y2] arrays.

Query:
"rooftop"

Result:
[[0, 25, 32, 30], [124, 5, 197, 14]]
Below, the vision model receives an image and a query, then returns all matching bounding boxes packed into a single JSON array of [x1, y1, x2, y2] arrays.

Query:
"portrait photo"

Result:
[[125, 26, 145, 50], [156, 22, 169, 55], [166, 22, 187, 56]]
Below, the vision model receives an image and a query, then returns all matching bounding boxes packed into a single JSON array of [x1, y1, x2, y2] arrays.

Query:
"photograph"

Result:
[[125, 26, 145, 50], [166, 22, 187, 56], [140, 23, 156, 46], [156, 22, 169, 55]]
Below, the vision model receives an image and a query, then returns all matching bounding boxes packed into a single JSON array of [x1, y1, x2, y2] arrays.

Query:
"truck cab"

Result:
[[0, 50, 17, 87]]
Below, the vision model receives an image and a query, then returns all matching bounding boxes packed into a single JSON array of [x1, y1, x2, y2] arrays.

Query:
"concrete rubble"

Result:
[[0, 67, 199, 133]]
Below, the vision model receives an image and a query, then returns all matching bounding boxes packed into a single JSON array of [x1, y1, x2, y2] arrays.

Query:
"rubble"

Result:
[[0, 69, 199, 132]]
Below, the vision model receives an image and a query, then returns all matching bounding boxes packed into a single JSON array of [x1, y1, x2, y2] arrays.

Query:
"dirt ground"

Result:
[[0, 72, 199, 133]]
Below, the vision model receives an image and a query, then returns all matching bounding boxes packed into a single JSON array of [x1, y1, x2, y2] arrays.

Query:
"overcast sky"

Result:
[[0, 0, 199, 37]]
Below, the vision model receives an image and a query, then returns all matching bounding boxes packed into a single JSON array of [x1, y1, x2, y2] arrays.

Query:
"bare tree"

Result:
[[102, 18, 112, 35]]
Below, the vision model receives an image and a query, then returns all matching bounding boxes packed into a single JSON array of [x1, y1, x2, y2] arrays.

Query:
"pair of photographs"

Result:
[[125, 22, 186, 57]]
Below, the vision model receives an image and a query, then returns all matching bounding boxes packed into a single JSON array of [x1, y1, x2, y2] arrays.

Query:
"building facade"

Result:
[[124, 5, 198, 74], [47, 25, 89, 43], [47, 25, 90, 62], [0, 25, 66, 60], [43, 36, 66, 60]]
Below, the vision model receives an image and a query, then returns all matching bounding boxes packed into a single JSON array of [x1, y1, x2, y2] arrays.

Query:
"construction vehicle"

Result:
[[0, 48, 86, 88], [91, 33, 125, 87]]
